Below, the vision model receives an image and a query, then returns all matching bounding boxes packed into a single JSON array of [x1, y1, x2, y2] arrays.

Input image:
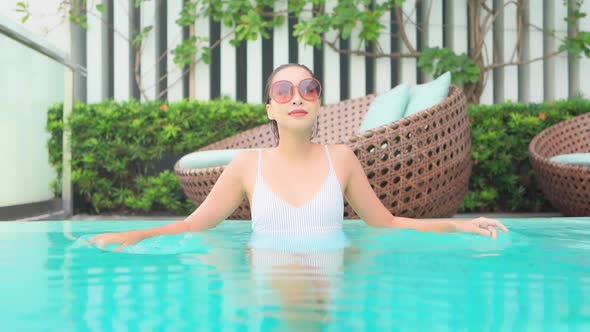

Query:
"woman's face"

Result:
[[266, 66, 321, 135]]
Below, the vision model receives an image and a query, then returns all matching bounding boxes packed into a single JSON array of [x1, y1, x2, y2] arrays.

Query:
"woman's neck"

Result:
[[275, 130, 316, 162]]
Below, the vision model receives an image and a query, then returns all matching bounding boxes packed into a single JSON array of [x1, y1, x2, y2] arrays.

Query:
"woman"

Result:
[[91, 63, 509, 327], [91, 63, 509, 250]]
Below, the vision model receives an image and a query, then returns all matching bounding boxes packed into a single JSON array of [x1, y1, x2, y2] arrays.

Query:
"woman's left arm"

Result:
[[338, 145, 509, 239]]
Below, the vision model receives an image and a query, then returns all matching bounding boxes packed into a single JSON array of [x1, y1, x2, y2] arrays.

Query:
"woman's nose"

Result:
[[291, 94, 303, 105]]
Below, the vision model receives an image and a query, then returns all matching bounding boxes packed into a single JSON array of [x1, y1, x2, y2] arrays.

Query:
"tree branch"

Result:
[[394, 5, 417, 54], [484, 0, 518, 36], [472, 1, 489, 61], [153, 29, 235, 99], [155, 67, 191, 100], [134, 47, 148, 101], [484, 50, 564, 70], [512, 0, 527, 63], [321, 36, 420, 59]]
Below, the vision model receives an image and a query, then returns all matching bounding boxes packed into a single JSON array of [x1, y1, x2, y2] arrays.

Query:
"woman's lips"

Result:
[[288, 109, 308, 117]]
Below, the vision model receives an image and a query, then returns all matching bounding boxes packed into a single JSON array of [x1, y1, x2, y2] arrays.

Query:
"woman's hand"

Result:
[[89, 230, 147, 252], [453, 217, 509, 239]]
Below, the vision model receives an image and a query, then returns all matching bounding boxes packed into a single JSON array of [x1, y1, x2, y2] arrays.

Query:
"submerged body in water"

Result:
[[58, 218, 589, 331]]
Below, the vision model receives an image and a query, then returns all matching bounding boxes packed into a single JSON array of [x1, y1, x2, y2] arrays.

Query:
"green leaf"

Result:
[[143, 25, 154, 34], [96, 4, 106, 13], [418, 47, 480, 86]]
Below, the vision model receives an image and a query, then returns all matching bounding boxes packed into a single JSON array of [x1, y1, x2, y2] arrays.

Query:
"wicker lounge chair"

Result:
[[528, 112, 590, 216], [175, 86, 472, 220]]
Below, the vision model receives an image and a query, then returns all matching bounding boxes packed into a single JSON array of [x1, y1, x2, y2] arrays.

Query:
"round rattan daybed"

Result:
[[175, 86, 472, 220], [528, 112, 590, 216]]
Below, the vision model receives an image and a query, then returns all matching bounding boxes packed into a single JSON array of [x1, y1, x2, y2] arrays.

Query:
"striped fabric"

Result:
[[250, 145, 344, 235], [249, 218, 350, 272], [250, 248, 345, 273]]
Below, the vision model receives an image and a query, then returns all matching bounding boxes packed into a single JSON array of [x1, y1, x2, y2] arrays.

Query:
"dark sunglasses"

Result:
[[269, 78, 322, 104]]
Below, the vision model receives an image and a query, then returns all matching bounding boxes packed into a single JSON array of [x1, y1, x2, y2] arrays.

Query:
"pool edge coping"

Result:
[[12, 211, 566, 222]]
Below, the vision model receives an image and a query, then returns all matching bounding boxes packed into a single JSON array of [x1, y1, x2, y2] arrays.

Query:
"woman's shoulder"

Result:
[[325, 143, 356, 160], [223, 149, 261, 183], [325, 144, 359, 174], [232, 149, 261, 166]]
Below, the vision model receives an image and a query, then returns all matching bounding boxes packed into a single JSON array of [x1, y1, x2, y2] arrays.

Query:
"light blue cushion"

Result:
[[360, 83, 410, 133], [550, 153, 590, 166], [178, 148, 258, 169], [404, 71, 452, 117]]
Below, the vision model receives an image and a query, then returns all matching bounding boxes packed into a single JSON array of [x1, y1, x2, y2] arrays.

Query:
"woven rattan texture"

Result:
[[529, 112, 590, 216], [175, 86, 471, 220]]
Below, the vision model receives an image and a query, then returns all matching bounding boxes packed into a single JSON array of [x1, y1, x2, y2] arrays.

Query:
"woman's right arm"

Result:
[[90, 152, 251, 251]]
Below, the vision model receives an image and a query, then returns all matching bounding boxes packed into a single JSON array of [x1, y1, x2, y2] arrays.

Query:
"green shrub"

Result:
[[47, 98, 267, 214], [463, 97, 590, 213], [48, 96, 590, 215]]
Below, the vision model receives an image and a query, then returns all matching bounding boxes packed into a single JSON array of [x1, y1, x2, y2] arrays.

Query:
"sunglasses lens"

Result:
[[300, 79, 321, 101], [271, 82, 293, 103]]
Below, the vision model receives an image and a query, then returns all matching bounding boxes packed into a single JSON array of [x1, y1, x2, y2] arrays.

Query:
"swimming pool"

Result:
[[1, 218, 589, 331]]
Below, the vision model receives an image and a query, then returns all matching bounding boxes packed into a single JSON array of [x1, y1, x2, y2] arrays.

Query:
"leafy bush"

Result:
[[463, 97, 590, 213], [47, 96, 590, 215], [47, 98, 267, 214]]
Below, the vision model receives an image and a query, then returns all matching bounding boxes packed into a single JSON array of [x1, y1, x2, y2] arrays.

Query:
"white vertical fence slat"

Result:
[[424, 0, 443, 83], [543, 0, 555, 101], [579, 1, 590, 97], [551, 1, 570, 100], [86, 0, 104, 103], [246, 0, 263, 104], [425, 0, 444, 47], [349, 6, 366, 99], [113, 0, 130, 101], [273, 0, 290, 68], [502, 2, 519, 102], [194, 12, 210, 100], [451, 0, 469, 55], [374, 0, 391, 94], [220, 24, 236, 99], [247, 37, 263, 104], [297, 3, 315, 76], [140, 0, 157, 101], [400, 1, 417, 85], [480, 0, 495, 105], [528, 0, 544, 102], [166, 0, 184, 102], [323, 0, 340, 104], [297, 44, 315, 75]]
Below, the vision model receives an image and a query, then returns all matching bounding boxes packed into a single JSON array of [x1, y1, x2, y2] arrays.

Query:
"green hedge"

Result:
[[47, 98, 267, 215], [465, 97, 590, 213], [47, 97, 590, 215]]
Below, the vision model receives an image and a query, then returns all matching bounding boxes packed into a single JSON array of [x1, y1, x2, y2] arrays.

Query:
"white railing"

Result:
[[0, 16, 76, 219], [81, 0, 590, 105]]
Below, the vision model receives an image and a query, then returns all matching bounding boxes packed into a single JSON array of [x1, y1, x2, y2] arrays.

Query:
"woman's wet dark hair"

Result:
[[264, 63, 320, 145]]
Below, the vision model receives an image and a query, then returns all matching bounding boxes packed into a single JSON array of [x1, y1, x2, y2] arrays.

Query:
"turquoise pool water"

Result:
[[1, 218, 589, 331]]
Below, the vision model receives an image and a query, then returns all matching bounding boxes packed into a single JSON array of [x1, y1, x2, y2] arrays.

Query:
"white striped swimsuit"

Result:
[[250, 145, 344, 236]]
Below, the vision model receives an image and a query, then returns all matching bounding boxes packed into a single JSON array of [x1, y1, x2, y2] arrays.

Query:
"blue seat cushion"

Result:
[[178, 148, 259, 169], [359, 83, 410, 133], [550, 153, 590, 167], [404, 71, 452, 117]]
